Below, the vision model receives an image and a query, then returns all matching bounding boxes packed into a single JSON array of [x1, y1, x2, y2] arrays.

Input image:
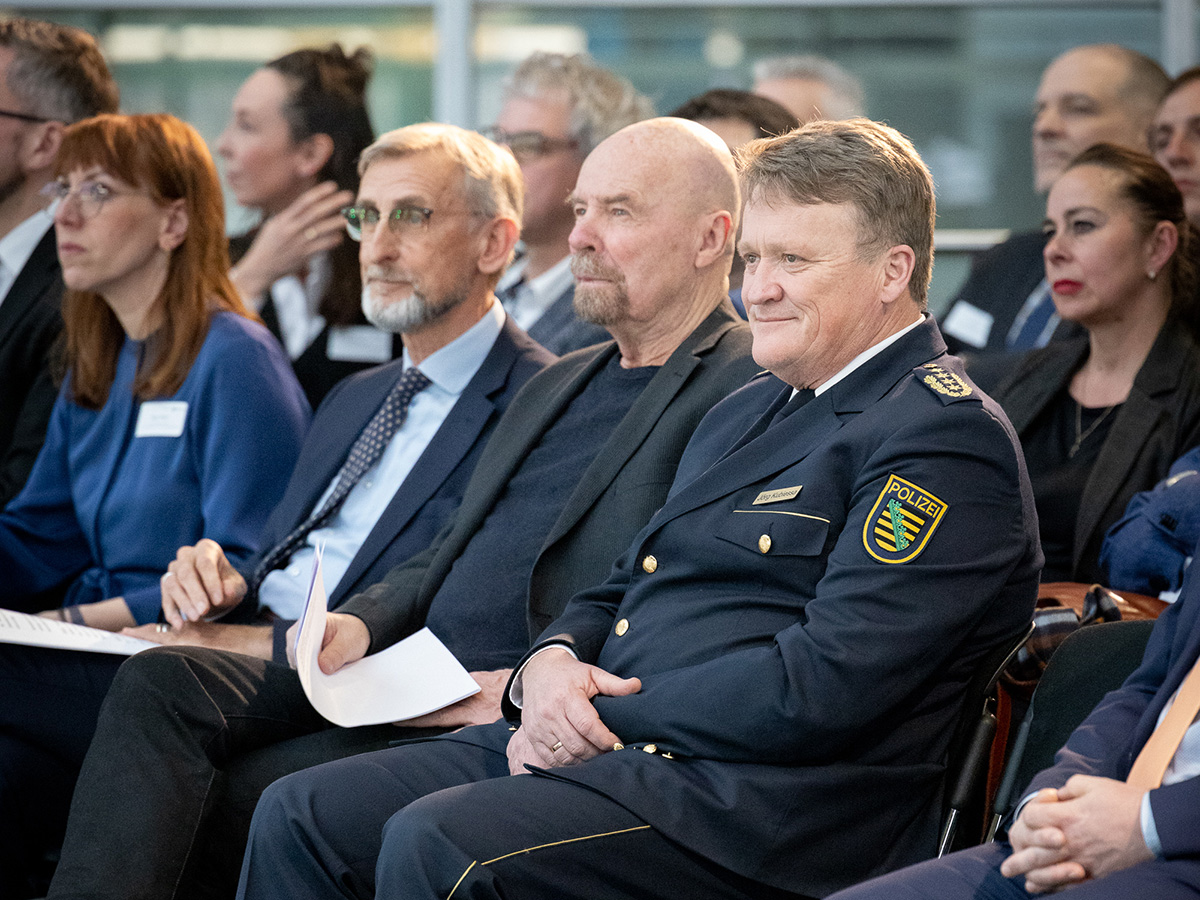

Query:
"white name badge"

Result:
[[327, 325, 393, 363], [135, 401, 188, 438], [940, 301, 994, 349]]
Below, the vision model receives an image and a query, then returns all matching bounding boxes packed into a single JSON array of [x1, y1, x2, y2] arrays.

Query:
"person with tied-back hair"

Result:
[[220, 44, 392, 407], [990, 143, 1200, 585], [941, 45, 1170, 372], [0, 18, 118, 507], [0, 112, 308, 898]]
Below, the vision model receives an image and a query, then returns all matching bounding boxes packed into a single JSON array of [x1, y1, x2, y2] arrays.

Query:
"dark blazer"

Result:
[[1027, 558, 1200, 862], [524, 283, 609, 356], [228, 232, 403, 408], [493, 318, 1040, 897], [995, 325, 1200, 583], [240, 317, 554, 656], [942, 230, 1047, 354], [0, 228, 63, 506], [341, 303, 758, 651]]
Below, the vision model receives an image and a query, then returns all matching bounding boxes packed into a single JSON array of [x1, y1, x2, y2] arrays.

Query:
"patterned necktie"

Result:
[[246, 367, 432, 597], [1126, 652, 1200, 790]]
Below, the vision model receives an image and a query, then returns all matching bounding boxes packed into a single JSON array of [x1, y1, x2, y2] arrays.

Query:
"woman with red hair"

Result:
[[0, 112, 310, 631]]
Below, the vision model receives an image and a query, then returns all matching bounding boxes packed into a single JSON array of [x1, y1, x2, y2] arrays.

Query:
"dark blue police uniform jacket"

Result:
[[489, 316, 1041, 897]]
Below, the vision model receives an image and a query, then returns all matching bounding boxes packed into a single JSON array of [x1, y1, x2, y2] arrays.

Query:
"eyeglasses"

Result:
[[0, 107, 49, 124], [43, 179, 137, 220], [341, 205, 434, 241], [481, 127, 578, 160]]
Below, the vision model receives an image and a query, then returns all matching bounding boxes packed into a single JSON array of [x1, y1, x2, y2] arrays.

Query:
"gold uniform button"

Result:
[[643, 743, 658, 754], [613, 742, 625, 751], [641, 555, 658, 573], [758, 534, 772, 554], [615, 618, 629, 636]]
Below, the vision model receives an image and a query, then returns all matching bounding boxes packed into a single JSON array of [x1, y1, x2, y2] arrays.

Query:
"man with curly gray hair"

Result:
[[485, 52, 653, 354]]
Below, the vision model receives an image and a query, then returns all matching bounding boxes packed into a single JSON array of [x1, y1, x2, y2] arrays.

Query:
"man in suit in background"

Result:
[[48, 116, 757, 900], [232, 118, 1039, 900], [0, 18, 117, 505], [487, 51, 652, 355], [941, 44, 1168, 383], [831, 542, 1200, 900], [0, 121, 550, 899]]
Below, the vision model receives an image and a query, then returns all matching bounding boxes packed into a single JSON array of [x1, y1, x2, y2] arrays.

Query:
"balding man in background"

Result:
[[234, 117, 1038, 900], [942, 44, 1169, 375], [47, 116, 756, 900], [486, 51, 652, 355], [0, 18, 117, 507], [752, 53, 864, 124]]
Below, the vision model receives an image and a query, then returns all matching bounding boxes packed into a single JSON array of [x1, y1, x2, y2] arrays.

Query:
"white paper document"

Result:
[[0, 608, 157, 655], [295, 549, 480, 728]]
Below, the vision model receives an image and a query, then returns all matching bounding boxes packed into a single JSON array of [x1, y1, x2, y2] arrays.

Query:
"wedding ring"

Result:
[[304, 227, 318, 241], [550, 741, 563, 753], [156, 622, 170, 633]]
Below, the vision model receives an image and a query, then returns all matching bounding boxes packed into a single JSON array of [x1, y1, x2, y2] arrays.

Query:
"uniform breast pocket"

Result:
[[715, 510, 830, 557]]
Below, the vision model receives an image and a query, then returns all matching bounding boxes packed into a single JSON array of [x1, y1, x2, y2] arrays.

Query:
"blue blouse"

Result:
[[0, 311, 311, 623]]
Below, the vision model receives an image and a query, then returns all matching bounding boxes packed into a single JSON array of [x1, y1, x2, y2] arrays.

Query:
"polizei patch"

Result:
[[863, 474, 947, 564]]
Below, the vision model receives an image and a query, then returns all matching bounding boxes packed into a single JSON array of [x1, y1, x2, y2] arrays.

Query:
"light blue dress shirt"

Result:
[[256, 302, 506, 620]]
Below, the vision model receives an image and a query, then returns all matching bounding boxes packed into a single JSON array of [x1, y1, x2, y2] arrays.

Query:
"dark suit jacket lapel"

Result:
[[997, 337, 1088, 434], [442, 341, 618, 551], [0, 229, 59, 350], [331, 319, 527, 603], [656, 318, 945, 524], [1075, 327, 1188, 570], [526, 285, 574, 346], [541, 307, 739, 548]]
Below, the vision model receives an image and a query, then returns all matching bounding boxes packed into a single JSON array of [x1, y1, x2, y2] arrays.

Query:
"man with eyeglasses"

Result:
[[47, 118, 756, 900], [0, 19, 116, 508], [485, 51, 652, 355]]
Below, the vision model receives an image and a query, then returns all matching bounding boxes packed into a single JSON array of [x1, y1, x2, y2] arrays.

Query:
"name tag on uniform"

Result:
[[135, 401, 188, 438], [327, 325, 393, 363], [753, 485, 802, 505]]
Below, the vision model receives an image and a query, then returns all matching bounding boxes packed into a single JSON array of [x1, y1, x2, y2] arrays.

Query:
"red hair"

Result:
[[55, 113, 253, 408]]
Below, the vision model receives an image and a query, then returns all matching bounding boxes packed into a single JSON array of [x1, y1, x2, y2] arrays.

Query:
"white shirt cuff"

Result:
[[507, 643, 579, 709]]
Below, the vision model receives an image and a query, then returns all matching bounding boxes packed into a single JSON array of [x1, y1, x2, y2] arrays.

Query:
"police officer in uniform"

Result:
[[234, 118, 1042, 900]]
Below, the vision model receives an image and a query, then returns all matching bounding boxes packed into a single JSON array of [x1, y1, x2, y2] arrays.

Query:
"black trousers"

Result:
[[0, 644, 124, 899], [46, 646, 428, 900], [239, 722, 811, 900]]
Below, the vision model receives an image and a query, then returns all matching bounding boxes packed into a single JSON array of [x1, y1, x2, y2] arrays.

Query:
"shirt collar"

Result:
[[402, 299, 506, 395], [497, 255, 574, 320], [811, 314, 926, 397], [0, 207, 54, 284]]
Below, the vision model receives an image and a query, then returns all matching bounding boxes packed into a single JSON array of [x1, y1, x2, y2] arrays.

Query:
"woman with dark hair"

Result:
[[219, 44, 396, 406], [995, 143, 1200, 584], [0, 113, 310, 631]]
